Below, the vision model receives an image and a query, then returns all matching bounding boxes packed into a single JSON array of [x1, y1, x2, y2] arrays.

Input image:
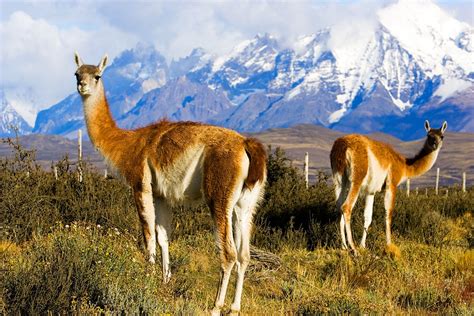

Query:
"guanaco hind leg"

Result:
[[206, 163, 241, 315], [341, 188, 361, 253], [360, 194, 375, 248], [334, 173, 349, 249], [211, 199, 238, 316], [384, 185, 396, 246], [230, 184, 262, 312], [154, 198, 173, 283]]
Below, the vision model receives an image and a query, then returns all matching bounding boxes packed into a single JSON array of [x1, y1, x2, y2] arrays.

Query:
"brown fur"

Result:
[[244, 138, 267, 189], [330, 133, 442, 189], [75, 55, 266, 313], [330, 122, 446, 253]]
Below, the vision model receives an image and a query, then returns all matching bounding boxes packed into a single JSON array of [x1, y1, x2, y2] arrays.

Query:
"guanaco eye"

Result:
[[95, 75, 101, 81], [440, 136, 444, 140]]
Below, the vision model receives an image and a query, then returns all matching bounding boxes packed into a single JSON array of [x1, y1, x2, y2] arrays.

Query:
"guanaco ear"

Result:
[[441, 121, 448, 134], [424, 120, 430, 132], [98, 54, 108, 74], [74, 51, 83, 68]]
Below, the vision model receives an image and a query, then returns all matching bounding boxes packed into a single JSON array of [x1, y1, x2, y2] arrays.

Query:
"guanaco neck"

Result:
[[81, 84, 129, 160], [405, 140, 440, 178]]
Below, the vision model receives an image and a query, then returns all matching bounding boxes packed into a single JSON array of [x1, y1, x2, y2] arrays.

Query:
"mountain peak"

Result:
[[378, 0, 473, 76], [380, 0, 469, 33], [0, 90, 32, 136], [255, 32, 277, 42], [190, 47, 206, 57], [111, 42, 166, 67], [212, 33, 279, 72]]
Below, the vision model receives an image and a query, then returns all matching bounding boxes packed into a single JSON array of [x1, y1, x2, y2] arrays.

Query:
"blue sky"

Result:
[[1, 0, 472, 124]]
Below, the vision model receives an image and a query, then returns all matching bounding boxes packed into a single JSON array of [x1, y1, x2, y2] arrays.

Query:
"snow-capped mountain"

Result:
[[118, 76, 233, 129], [379, 0, 473, 78], [169, 48, 212, 78], [25, 0, 473, 140], [0, 90, 32, 136]]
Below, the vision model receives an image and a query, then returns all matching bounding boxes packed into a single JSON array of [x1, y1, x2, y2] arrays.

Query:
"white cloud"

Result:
[[435, 78, 472, 101], [0, 9, 137, 123], [436, 0, 474, 25], [96, 1, 389, 59]]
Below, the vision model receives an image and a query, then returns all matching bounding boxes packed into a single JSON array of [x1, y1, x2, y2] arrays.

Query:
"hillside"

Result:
[[2, 125, 472, 187]]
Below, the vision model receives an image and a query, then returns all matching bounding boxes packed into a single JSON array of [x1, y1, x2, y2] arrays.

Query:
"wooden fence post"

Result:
[[462, 172, 466, 193], [78, 129, 83, 182], [435, 167, 439, 195], [104, 169, 108, 179], [78, 129, 83, 161], [304, 152, 309, 189], [54, 166, 58, 180], [406, 178, 410, 196], [415, 187, 418, 195]]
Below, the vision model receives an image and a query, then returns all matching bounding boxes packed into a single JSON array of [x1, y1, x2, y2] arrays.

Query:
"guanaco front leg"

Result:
[[384, 185, 396, 246], [134, 189, 156, 263]]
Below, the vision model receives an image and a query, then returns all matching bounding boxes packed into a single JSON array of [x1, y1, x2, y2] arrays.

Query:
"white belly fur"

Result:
[[151, 146, 205, 207], [362, 149, 388, 194]]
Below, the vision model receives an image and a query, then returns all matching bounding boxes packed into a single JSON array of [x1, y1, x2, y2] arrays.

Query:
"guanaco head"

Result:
[[424, 120, 447, 151], [74, 52, 108, 97]]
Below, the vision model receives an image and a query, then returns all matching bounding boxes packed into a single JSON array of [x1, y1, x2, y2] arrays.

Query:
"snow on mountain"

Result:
[[280, 5, 473, 120], [2, 88, 38, 127], [209, 0, 473, 134], [27, 0, 473, 140], [215, 22, 450, 132], [378, 0, 473, 82], [170, 48, 213, 78], [198, 33, 280, 99], [0, 89, 32, 136], [103, 42, 169, 118], [271, 30, 330, 93]]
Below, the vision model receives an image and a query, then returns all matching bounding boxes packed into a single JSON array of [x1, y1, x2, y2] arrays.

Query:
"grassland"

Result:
[[1, 138, 473, 314]]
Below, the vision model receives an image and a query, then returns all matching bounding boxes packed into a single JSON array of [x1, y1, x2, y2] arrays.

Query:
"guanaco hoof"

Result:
[[385, 243, 401, 259]]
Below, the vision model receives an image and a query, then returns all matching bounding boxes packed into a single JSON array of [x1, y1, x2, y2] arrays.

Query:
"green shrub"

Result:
[[2, 224, 167, 314], [1, 138, 139, 244], [253, 147, 339, 251], [396, 286, 454, 311]]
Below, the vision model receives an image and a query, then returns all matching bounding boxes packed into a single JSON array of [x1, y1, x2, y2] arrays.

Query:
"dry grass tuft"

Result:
[[385, 243, 402, 260]]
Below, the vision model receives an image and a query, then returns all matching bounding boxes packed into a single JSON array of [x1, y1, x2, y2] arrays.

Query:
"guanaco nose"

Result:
[[78, 80, 88, 89]]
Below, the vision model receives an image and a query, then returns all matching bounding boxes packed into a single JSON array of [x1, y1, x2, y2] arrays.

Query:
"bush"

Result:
[[253, 147, 339, 251], [1, 137, 139, 244], [2, 224, 167, 314]]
